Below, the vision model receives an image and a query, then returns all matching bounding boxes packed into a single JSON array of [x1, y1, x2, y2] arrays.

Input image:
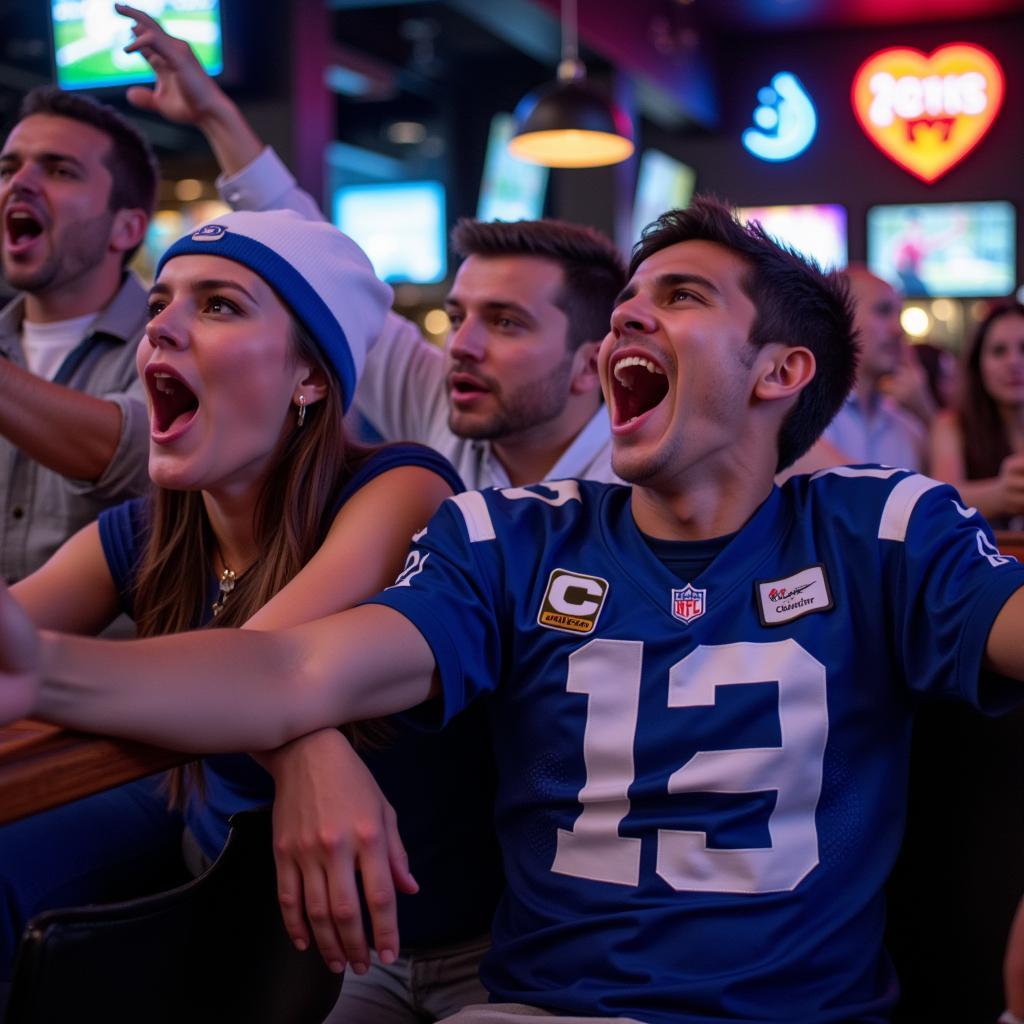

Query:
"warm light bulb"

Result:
[[386, 121, 427, 145], [508, 129, 634, 168], [174, 178, 204, 202], [900, 306, 931, 337], [423, 308, 450, 335]]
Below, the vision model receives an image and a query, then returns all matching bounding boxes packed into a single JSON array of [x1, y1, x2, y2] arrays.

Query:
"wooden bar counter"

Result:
[[0, 719, 190, 826], [997, 531, 1024, 562]]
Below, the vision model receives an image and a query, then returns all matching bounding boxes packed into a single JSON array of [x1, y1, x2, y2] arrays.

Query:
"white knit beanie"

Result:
[[156, 209, 392, 411]]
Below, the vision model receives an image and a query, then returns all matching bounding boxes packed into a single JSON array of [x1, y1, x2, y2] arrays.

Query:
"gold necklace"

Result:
[[211, 564, 239, 618]]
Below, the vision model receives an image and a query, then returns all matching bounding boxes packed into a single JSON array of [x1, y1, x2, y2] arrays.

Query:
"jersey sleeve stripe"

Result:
[[810, 465, 903, 481], [450, 491, 497, 543], [878, 474, 943, 542]]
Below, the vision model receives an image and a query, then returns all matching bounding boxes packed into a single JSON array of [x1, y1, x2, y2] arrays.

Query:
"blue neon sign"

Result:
[[742, 72, 817, 162]]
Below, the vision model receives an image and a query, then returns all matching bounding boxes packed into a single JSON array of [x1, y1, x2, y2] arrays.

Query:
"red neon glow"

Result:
[[851, 43, 1005, 183]]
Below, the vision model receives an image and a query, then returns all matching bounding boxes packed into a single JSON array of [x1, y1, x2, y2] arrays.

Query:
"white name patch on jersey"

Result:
[[756, 564, 833, 626]]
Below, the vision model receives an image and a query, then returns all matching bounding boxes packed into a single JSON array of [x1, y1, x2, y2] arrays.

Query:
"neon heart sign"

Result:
[[851, 43, 1004, 183]]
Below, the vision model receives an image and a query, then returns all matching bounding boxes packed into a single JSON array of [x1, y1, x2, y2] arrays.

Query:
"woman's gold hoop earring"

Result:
[[296, 394, 306, 428]]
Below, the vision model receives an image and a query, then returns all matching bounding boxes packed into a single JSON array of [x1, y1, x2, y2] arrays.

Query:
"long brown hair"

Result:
[[957, 302, 1024, 480], [131, 320, 375, 802]]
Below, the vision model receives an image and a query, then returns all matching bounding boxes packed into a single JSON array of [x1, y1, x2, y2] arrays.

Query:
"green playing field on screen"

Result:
[[51, 0, 222, 91]]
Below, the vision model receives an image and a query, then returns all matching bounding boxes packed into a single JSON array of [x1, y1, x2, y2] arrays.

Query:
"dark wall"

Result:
[[641, 15, 1023, 269]]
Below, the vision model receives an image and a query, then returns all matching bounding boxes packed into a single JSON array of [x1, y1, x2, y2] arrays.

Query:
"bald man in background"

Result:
[[785, 266, 930, 477], [821, 266, 929, 470]]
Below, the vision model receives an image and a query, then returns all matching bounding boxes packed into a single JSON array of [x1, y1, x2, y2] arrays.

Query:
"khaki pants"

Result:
[[323, 933, 490, 1023], [441, 1005, 642, 1024]]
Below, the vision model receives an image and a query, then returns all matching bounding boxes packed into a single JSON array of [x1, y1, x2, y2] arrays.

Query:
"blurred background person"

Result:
[[930, 302, 1024, 529], [878, 338, 947, 428], [820, 266, 928, 470], [783, 265, 935, 478], [905, 341, 960, 416]]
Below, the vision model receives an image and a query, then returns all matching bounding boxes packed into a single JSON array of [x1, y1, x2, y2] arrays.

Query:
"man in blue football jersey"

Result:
[[5, 197, 1024, 1023]]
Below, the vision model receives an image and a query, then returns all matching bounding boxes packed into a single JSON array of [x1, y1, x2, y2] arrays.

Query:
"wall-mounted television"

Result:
[[333, 180, 447, 284], [476, 113, 548, 223], [736, 204, 848, 270], [867, 200, 1016, 298], [131, 200, 231, 284], [51, 0, 223, 91], [631, 150, 696, 242]]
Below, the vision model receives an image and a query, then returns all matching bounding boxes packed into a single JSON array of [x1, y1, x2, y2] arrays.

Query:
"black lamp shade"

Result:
[[509, 79, 634, 168]]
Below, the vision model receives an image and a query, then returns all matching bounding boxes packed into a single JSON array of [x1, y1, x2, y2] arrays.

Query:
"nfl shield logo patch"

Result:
[[671, 584, 706, 624]]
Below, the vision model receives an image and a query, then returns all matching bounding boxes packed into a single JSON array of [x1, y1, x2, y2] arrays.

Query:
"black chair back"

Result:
[[887, 702, 1024, 1020], [6, 808, 342, 1024]]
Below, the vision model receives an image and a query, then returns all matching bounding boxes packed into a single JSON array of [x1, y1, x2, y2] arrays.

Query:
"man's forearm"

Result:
[[36, 628, 308, 752], [0, 361, 124, 480], [33, 605, 437, 752]]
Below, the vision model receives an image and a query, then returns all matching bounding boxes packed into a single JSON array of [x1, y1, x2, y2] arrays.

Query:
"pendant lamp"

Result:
[[508, 0, 634, 168]]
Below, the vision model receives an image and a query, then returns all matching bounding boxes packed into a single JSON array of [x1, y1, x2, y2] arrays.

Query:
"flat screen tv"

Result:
[[476, 113, 548, 223], [631, 150, 696, 242], [51, 0, 223, 91], [333, 180, 447, 285], [736, 204, 848, 270], [130, 200, 231, 283], [867, 200, 1016, 297]]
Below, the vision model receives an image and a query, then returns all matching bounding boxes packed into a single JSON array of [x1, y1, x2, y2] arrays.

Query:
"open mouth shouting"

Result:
[[609, 350, 669, 431], [3, 207, 44, 255], [448, 369, 494, 407], [145, 365, 200, 443]]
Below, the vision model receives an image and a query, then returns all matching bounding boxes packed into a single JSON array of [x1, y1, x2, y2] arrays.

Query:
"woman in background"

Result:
[[930, 302, 1024, 529]]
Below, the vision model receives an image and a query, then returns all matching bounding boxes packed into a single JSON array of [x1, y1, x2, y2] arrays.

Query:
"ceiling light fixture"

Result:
[[386, 121, 428, 145], [508, 0, 634, 169]]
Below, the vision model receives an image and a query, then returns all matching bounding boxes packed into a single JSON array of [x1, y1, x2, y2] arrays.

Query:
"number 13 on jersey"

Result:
[[551, 638, 829, 895]]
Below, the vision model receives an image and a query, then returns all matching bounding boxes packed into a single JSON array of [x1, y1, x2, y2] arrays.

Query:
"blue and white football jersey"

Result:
[[368, 468, 1024, 1023]]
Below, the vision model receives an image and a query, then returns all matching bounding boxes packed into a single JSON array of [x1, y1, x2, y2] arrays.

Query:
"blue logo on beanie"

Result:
[[192, 224, 227, 242]]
